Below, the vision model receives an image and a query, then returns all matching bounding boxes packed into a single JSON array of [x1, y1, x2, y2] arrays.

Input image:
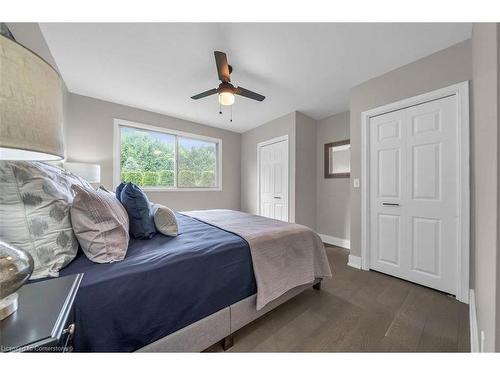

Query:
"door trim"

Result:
[[469, 289, 479, 352], [257, 135, 290, 221], [360, 81, 470, 303]]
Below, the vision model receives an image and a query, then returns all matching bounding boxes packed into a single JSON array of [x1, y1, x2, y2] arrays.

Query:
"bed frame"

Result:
[[136, 279, 322, 352]]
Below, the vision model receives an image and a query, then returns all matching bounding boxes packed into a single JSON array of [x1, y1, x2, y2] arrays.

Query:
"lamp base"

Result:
[[0, 293, 18, 320]]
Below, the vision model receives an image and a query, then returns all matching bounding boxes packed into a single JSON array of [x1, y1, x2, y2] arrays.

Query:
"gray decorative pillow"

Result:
[[0, 161, 92, 279], [152, 204, 178, 237], [70, 185, 129, 263]]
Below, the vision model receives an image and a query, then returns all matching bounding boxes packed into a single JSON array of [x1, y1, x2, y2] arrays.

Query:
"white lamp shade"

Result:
[[218, 91, 235, 106], [0, 35, 64, 160], [64, 162, 101, 183]]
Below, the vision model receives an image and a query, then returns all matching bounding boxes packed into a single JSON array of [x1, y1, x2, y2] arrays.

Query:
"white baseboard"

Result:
[[347, 255, 361, 269], [318, 234, 359, 269], [319, 234, 350, 249], [469, 289, 479, 352]]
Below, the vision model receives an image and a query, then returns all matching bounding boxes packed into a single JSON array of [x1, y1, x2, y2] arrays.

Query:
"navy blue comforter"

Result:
[[59, 213, 257, 352]]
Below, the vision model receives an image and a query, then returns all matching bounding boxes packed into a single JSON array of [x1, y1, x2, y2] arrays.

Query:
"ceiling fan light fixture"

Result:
[[190, 51, 265, 111], [218, 91, 235, 106]]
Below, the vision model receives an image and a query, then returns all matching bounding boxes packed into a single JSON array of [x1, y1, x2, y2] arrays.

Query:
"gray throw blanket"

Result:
[[183, 209, 332, 310]]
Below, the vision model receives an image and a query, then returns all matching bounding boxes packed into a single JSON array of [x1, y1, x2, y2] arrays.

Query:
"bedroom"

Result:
[[1, 0, 500, 372]]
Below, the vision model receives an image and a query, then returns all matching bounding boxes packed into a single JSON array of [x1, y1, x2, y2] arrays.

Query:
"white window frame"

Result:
[[113, 119, 222, 191]]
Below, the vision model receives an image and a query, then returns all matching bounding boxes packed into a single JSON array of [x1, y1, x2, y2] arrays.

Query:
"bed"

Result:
[[58, 210, 331, 352]]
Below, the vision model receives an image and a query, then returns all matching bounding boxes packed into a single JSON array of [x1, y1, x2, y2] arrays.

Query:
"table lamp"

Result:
[[63, 162, 101, 184], [0, 27, 64, 320]]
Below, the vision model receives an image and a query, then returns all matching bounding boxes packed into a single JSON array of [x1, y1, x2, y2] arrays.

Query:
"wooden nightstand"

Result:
[[0, 273, 83, 352]]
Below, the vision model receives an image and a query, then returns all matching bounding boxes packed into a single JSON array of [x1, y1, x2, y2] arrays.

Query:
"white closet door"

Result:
[[259, 139, 289, 222], [370, 109, 406, 277], [369, 95, 458, 294]]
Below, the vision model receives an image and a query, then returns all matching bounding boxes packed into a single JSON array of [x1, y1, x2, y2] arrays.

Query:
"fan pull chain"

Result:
[[219, 102, 222, 115], [230, 105, 233, 122]]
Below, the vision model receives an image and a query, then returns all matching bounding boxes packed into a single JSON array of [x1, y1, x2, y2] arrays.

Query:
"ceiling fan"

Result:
[[191, 51, 266, 107]]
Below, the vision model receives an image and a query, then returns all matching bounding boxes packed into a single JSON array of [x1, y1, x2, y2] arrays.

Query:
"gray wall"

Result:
[[241, 109, 349, 234], [349, 39, 472, 258], [295, 112, 317, 229], [66, 93, 242, 211], [316, 111, 350, 240], [471, 23, 499, 352], [240, 112, 297, 221], [498, 24, 500, 354], [240, 111, 316, 228], [498, 25, 500, 353]]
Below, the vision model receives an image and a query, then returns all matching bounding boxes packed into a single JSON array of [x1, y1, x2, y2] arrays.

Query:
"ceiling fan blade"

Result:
[[235, 86, 265, 102], [214, 51, 231, 82], [191, 88, 218, 100]]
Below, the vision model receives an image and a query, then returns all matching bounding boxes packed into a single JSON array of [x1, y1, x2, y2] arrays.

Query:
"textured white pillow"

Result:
[[70, 185, 129, 263], [152, 204, 178, 236], [0, 161, 92, 279]]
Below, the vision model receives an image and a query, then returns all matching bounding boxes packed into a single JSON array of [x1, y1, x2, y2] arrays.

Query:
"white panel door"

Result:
[[259, 139, 289, 221], [370, 110, 405, 275], [369, 95, 458, 294]]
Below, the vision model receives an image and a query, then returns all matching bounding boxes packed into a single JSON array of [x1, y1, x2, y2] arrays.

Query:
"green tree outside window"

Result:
[[119, 126, 218, 189]]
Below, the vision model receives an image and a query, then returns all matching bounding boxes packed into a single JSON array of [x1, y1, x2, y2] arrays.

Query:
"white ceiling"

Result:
[[39, 23, 472, 133]]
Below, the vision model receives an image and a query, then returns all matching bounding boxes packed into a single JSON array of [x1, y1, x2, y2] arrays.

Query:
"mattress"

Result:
[[58, 213, 256, 352]]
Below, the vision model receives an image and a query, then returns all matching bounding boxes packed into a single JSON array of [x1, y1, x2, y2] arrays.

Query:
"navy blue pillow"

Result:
[[120, 182, 156, 239], [115, 182, 126, 202]]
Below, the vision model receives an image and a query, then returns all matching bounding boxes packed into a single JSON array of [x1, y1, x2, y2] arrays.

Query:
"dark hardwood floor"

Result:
[[206, 244, 470, 352]]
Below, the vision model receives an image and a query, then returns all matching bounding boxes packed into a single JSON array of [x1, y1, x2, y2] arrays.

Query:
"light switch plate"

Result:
[[353, 178, 360, 188]]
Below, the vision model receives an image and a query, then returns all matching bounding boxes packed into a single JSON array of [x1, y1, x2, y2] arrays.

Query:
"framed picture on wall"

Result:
[[324, 139, 350, 178]]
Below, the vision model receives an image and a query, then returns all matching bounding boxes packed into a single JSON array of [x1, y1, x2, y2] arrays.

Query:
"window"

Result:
[[114, 120, 221, 190]]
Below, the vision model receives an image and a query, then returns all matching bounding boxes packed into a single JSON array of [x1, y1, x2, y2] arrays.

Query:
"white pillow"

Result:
[[152, 204, 178, 237], [70, 185, 129, 263], [0, 161, 92, 279]]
